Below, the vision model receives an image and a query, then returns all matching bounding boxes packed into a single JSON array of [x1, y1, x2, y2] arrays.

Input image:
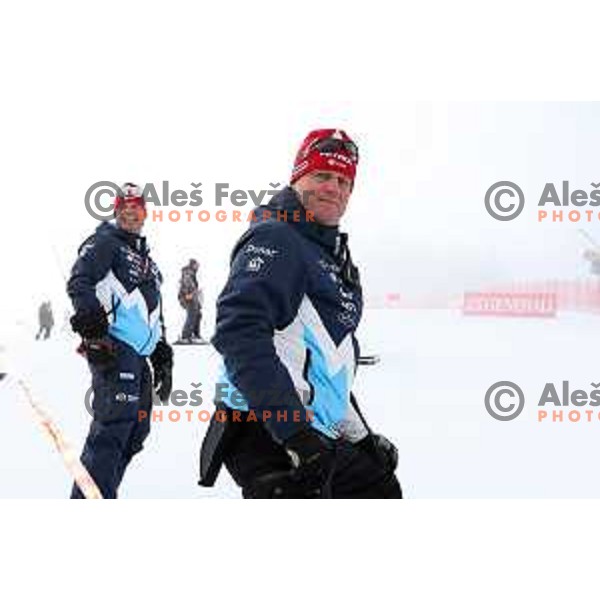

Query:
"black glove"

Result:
[[70, 308, 108, 340], [80, 336, 118, 370], [283, 428, 336, 495], [358, 433, 398, 474], [150, 339, 173, 402]]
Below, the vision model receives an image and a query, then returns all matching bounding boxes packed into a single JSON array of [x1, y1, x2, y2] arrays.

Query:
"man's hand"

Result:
[[150, 340, 173, 402], [70, 308, 108, 340], [80, 337, 118, 370], [358, 433, 398, 474], [283, 428, 336, 494]]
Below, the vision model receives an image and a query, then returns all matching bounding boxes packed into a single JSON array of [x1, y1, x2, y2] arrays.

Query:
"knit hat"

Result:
[[290, 129, 358, 184], [114, 182, 146, 214]]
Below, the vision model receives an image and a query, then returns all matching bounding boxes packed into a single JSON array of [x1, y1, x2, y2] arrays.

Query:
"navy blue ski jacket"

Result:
[[67, 222, 164, 356], [213, 186, 368, 443]]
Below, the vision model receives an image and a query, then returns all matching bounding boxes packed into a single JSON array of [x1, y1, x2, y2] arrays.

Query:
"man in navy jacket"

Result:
[[207, 130, 402, 498], [68, 183, 173, 498]]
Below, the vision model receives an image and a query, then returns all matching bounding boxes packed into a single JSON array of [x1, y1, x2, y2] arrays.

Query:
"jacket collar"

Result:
[[260, 186, 343, 255], [96, 221, 148, 254]]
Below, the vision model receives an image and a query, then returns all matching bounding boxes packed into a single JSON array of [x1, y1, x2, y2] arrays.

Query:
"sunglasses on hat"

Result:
[[309, 137, 359, 162]]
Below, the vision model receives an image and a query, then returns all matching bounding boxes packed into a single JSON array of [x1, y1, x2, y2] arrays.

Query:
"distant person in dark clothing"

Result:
[[36, 301, 54, 340], [178, 259, 204, 343]]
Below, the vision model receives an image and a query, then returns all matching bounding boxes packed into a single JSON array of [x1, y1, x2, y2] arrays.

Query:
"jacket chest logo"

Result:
[[121, 247, 154, 283], [317, 258, 358, 326]]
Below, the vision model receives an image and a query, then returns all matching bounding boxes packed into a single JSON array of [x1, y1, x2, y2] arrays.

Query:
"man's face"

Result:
[[116, 200, 146, 234], [293, 170, 353, 226]]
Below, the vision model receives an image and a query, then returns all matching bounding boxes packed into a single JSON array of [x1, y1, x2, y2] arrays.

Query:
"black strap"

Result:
[[349, 392, 373, 436], [198, 408, 238, 487]]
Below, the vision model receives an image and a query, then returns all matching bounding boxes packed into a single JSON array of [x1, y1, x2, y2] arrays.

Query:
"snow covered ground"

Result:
[[1, 308, 599, 498]]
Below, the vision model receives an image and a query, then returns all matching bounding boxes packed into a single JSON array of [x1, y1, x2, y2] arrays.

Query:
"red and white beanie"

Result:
[[290, 129, 359, 185], [114, 182, 146, 214]]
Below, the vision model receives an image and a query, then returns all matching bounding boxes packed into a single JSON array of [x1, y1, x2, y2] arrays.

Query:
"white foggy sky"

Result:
[[0, 2, 598, 336], [2, 100, 599, 337]]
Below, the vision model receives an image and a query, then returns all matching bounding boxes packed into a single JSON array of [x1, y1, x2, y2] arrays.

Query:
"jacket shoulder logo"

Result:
[[245, 244, 279, 258], [246, 257, 265, 272]]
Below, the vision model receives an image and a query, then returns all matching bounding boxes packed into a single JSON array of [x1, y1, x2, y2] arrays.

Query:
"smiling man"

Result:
[[67, 183, 173, 499], [200, 129, 402, 498]]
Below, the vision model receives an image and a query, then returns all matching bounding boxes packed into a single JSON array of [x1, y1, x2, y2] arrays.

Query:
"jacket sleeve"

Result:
[[67, 233, 116, 315], [212, 223, 310, 442]]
